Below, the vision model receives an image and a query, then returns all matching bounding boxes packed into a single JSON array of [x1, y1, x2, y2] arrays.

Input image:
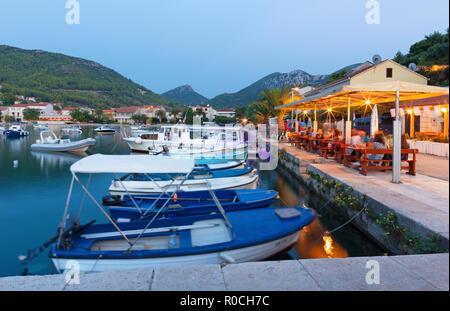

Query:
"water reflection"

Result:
[[31, 151, 87, 173], [0, 124, 384, 277], [256, 165, 384, 260], [295, 220, 348, 259]]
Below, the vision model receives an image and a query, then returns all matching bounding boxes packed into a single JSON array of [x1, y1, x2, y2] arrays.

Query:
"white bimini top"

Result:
[[70, 154, 195, 174]]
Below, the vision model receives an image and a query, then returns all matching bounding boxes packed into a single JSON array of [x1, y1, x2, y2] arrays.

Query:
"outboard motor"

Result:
[[102, 195, 122, 206]]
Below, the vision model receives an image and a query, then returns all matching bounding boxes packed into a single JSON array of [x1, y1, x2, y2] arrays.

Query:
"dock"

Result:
[[0, 253, 447, 291], [277, 142, 449, 254]]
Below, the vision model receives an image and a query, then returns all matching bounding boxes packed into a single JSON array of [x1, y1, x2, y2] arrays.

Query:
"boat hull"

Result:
[[109, 174, 258, 196], [107, 189, 277, 220], [49, 206, 315, 274], [30, 138, 96, 153], [51, 231, 300, 273], [5, 130, 29, 138]]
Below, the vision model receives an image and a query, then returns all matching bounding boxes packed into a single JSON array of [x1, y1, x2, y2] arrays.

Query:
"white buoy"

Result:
[[13, 160, 18, 168]]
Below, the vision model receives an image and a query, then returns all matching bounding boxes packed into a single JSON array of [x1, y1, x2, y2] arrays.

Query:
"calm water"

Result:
[[0, 124, 384, 277]]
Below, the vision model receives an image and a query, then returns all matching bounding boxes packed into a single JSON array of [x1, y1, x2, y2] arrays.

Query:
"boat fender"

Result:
[[135, 137, 142, 144], [173, 193, 178, 203], [219, 252, 236, 264], [102, 195, 122, 206]]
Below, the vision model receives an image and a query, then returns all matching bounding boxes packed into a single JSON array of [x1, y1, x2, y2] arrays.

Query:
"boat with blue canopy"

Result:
[[18, 154, 315, 273]]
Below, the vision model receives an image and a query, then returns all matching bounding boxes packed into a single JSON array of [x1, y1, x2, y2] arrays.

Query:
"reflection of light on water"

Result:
[[322, 235, 334, 257], [296, 219, 348, 259]]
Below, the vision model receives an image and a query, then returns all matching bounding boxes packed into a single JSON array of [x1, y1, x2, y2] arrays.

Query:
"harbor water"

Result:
[[0, 124, 384, 277]]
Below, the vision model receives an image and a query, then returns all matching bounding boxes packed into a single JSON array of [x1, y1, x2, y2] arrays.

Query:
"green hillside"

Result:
[[393, 29, 449, 86], [0, 45, 177, 108]]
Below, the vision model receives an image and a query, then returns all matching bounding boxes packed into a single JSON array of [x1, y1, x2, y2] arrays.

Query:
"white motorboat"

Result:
[[94, 126, 116, 135], [124, 124, 246, 153], [61, 125, 82, 134], [109, 169, 259, 196], [31, 130, 96, 153], [34, 124, 50, 131]]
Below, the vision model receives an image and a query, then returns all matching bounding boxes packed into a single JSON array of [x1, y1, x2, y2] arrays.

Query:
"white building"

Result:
[[214, 108, 235, 118], [5, 103, 55, 121]]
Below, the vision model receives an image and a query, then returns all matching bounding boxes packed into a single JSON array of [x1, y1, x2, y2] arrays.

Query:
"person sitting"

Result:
[[324, 128, 333, 139], [350, 129, 362, 146], [368, 131, 388, 162], [332, 128, 344, 142], [316, 128, 324, 139], [401, 134, 410, 161]]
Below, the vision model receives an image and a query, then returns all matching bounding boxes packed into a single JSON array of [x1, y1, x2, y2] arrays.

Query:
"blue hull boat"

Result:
[[5, 130, 29, 138], [49, 206, 315, 273], [105, 189, 278, 220]]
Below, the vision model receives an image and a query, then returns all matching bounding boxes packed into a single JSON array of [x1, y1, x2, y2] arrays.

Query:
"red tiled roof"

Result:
[[114, 106, 140, 113], [217, 108, 235, 112]]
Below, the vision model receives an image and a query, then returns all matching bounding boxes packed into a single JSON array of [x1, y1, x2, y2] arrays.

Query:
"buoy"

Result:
[[13, 160, 18, 168], [173, 193, 178, 203]]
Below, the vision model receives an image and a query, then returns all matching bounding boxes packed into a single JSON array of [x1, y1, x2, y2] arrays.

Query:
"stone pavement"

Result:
[[0, 254, 447, 291]]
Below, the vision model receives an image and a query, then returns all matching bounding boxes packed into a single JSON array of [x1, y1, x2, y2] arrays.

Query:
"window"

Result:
[[386, 68, 393, 78]]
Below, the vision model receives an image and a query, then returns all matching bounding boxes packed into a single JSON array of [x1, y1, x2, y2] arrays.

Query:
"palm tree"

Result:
[[156, 109, 166, 123], [171, 108, 180, 122], [250, 85, 292, 133]]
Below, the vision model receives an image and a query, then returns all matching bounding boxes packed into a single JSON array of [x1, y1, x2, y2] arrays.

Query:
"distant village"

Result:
[[0, 93, 236, 124]]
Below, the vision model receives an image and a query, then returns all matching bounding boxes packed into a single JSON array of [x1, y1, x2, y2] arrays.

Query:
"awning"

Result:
[[277, 81, 449, 110], [70, 154, 195, 174]]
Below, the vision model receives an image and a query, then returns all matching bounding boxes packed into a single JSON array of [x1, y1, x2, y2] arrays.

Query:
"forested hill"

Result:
[[0, 45, 177, 108], [393, 29, 449, 86]]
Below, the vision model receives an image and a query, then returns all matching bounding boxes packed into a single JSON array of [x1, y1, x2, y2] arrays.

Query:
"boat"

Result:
[[0, 124, 6, 134], [124, 124, 246, 153], [5, 124, 29, 138], [34, 124, 50, 131], [108, 171, 259, 197], [50, 206, 314, 273], [94, 126, 116, 135], [61, 125, 82, 134], [193, 160, 246, 171], [19, 153, 315, 273], [30, 130, 96, 153], [130, 125, 157, 137], [105, 188, 278, 221]]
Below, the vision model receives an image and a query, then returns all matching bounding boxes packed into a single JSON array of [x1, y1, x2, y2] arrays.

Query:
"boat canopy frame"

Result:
[[57, 154, 236, 252]]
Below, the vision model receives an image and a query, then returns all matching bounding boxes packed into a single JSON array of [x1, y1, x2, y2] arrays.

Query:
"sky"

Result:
[[0, 0, 448, 98]]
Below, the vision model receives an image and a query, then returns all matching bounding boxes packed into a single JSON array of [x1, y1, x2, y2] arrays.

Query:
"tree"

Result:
[[214, 116, 235, 124], [327, 69, 348, 84], [132, 114, 148, 124], [69, 109, 92, 122], [195, 108, 205, 118], [171, 108, 180, 122], [251, 85, 292, 133], [235, 106, 248, 119], [0, 93, 16, 106], [180, 107, 194, 124], [156, 109, 166, 123], [4, 115, 15, 122], [23, 108, 40, 121]]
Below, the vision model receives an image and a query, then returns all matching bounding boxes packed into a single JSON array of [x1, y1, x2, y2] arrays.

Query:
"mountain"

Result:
[[162, 85, 208, 106], [0, 45, 177, 109], [207, 64, 362, 109]]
